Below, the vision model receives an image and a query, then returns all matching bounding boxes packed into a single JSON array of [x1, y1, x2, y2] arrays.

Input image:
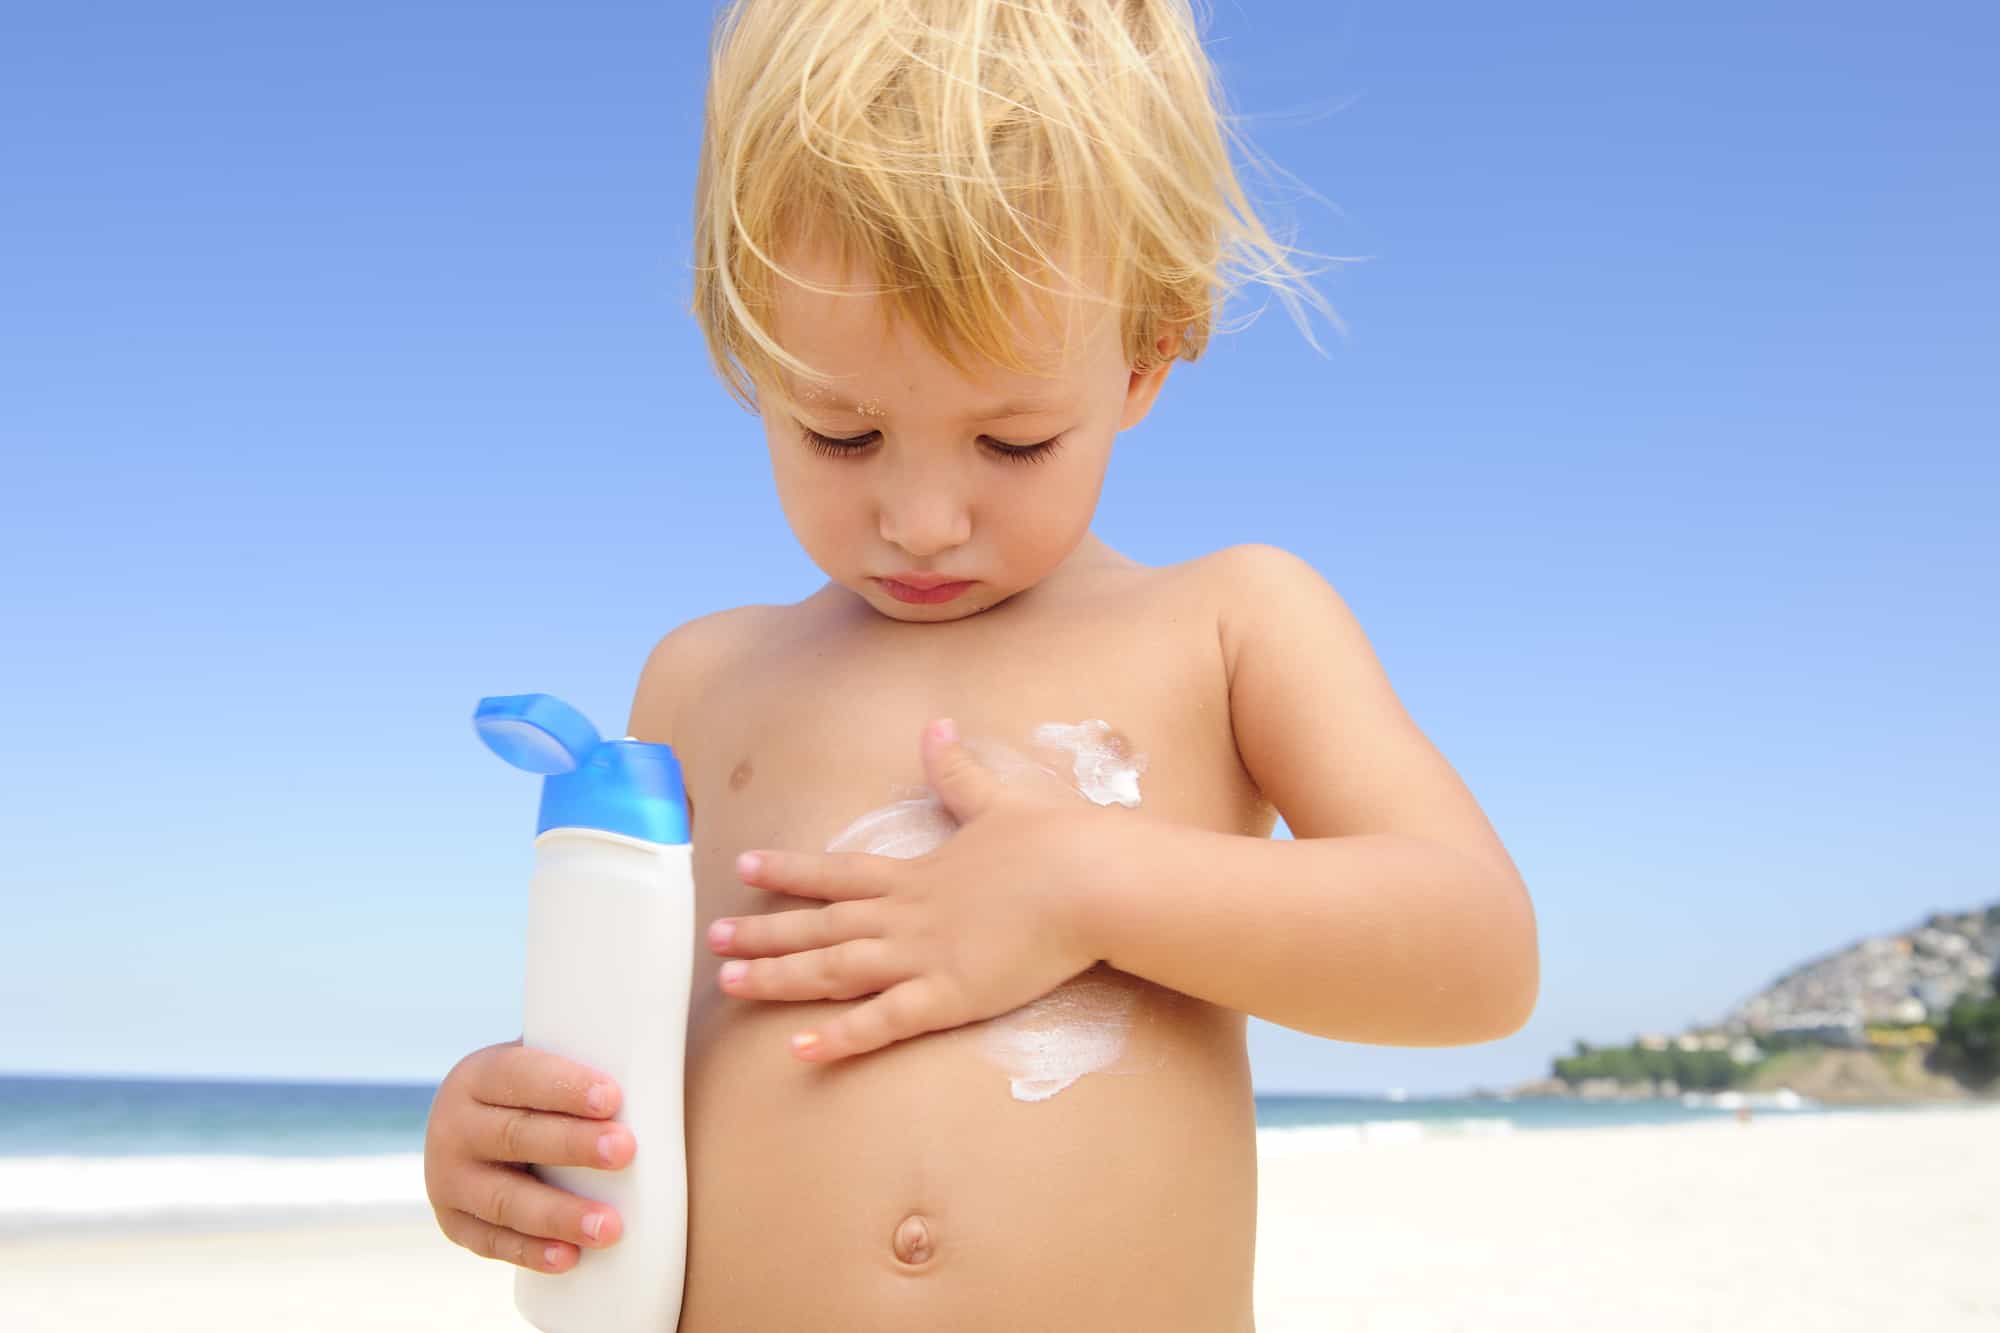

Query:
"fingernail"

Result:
[[587, 1084, 611, 1114], [736, 851, 762, 878], [708, 919, 735, 948], [597, 1133, 619, 1165], [720, 961, 748, 984], [791, 1032, 820, 1056], [545, 1244, 565, 1266], [932, 718, 957, 743], [581, 1212, 604, 1241]]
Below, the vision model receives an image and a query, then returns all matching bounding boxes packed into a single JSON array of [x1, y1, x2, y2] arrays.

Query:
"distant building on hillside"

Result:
[[1724, 901, 1997, 1038], [1763, 1011, 1866, 1048]]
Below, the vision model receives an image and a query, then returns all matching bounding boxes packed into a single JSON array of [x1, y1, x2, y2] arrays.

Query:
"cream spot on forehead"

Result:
[[792, 381, 883, 417]]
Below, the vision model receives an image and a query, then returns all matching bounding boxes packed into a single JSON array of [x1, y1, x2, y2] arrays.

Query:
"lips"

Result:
[[876, 577, 974, 605], [882, 572, 965, 590]]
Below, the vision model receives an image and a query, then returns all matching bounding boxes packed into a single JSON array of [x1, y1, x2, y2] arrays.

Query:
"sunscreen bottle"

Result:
[[473, 693, 692, 1333]]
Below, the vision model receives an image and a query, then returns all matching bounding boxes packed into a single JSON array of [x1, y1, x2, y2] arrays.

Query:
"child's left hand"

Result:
[[707, 718, 1112, 1063]]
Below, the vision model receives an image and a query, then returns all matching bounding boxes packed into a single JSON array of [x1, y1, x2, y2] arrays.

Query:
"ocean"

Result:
[[0, 1072, 1876, 1236]]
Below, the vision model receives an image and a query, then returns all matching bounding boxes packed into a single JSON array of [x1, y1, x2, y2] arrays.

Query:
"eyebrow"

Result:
[[794, 386, 1069, 419]]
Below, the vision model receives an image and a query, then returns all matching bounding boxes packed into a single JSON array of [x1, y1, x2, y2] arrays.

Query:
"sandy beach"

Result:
[[3, 1104, 1994, 1332]]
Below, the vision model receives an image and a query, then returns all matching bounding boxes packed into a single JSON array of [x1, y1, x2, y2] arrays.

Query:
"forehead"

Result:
[[765, 237, 1114, 400]]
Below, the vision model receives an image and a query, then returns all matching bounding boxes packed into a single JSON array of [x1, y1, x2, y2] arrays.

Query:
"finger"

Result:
[[794, 974, 951, 1062], [467, 1043, 621, 1119], [710, 898, 883, 959], [439, 1160, 626, 1261], [470, 1101, 637, 1173], [437, 1203, 579, 1273], [719, 936, 903, 1003], [737, 848, 896, 902], [921, 717, 1005, 822], [446, 1160, 624, 1248]]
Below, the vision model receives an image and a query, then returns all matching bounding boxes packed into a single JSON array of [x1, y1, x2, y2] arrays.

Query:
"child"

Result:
[[423, 0, 1538, 1327]]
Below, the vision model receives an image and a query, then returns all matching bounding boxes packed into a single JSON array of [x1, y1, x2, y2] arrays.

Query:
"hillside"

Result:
[[1738, 1046, 1974, 1103], [1520, 897, 2000, 1103], [1725, 899, 1999, 1039]]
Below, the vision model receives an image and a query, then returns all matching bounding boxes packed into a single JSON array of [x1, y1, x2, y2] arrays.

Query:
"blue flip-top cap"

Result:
[[473, 693, 690, 845]]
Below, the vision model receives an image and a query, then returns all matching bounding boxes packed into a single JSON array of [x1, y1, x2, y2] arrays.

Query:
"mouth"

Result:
[[875, 577, 975, 605]]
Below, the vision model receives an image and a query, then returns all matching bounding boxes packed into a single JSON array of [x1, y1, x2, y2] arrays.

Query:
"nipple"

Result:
[[891, 1212, 936, 1267]]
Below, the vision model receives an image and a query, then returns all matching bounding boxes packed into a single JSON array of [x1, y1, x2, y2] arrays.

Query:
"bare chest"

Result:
[[663, 565, 1268, 1325], [670, 565, 1275, 932]]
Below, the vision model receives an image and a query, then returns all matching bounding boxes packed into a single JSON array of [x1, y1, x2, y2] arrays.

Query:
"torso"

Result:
[[646, 541, 1276, 1333]]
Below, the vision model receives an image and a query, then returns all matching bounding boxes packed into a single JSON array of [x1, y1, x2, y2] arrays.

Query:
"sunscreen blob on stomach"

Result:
[[822, 720, 1149, 1103]]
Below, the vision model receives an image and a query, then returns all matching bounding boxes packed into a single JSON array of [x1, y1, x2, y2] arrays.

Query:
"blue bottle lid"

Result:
[[473, 693, 690, 845]]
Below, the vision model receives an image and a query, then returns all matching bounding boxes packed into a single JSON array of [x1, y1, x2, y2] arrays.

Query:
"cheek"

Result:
[[764, 444, 844, 547], [776, 475, 847, 544], [1002, 460, 1105, 557]]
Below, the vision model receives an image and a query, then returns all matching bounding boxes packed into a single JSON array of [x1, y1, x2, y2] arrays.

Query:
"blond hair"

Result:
[[690, 0, 1348, 414]]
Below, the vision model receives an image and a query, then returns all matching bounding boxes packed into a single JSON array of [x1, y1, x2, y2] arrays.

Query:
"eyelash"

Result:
[[797, 425, 1067, 465]]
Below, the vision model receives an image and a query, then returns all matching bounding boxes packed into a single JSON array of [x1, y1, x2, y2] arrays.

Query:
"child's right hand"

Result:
[[423, 1036, 635, 1273]]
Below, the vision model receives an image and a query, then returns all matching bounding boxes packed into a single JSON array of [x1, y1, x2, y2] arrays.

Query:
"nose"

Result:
[[877, 467, 972, 558]]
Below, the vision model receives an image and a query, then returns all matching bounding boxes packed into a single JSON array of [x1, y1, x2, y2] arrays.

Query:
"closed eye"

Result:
[[797, 424, 1066, 465]]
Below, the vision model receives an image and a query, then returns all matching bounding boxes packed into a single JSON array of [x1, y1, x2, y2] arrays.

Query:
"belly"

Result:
[[676, 966, 1259, 1333]]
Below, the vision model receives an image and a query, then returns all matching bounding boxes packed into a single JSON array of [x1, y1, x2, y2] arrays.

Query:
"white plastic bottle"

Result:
[[474, 693, 693, 1333]]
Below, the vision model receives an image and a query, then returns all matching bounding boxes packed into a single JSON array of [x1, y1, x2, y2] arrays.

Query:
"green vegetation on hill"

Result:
[[1930, 988, 2000, 1089], [1553, 1040, 1745, 1091]]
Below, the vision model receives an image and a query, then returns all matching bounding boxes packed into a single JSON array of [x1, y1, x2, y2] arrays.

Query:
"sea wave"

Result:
[[0, 1121, 1525, 1231], [1253, 1117, 1516, 1156], [0, 1152, 431, 1234]]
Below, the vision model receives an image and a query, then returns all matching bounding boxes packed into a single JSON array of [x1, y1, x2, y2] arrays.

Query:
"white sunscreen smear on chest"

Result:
[[1029, 720, 1146, 807], [820, 721, 1150, 1103]]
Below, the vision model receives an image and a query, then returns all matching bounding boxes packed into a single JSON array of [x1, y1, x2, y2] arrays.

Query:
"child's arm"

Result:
[[1078, 544, 1539, 1047]]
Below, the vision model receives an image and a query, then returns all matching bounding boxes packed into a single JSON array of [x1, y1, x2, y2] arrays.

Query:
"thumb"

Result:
[[921, 718, 1001, 823]]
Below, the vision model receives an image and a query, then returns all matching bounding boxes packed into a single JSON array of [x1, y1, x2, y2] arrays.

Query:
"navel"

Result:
[[890, 1212, 936, 1267]]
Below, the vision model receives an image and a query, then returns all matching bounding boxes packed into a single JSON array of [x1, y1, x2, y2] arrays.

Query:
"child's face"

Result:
[[757, 238, 1175, 622]]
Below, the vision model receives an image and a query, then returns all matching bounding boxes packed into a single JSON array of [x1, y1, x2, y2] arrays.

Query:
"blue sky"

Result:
[[3, 2, 1993, 1096]]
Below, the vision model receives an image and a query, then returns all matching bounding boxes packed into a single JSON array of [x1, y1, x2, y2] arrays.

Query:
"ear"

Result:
[[1119, 328, 1183, 431]]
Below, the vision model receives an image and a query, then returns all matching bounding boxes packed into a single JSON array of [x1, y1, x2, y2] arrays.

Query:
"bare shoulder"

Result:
[[626, 604, 781, 743], [1141, 541, 1301, 599], [1180, 542, 1359, 677]]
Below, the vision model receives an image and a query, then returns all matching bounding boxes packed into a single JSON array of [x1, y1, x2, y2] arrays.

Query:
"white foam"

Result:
[[1253, 1118, 1518, 1158], [0, 1119, 1531, 1229], [0, 1152, 429, 1229]]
